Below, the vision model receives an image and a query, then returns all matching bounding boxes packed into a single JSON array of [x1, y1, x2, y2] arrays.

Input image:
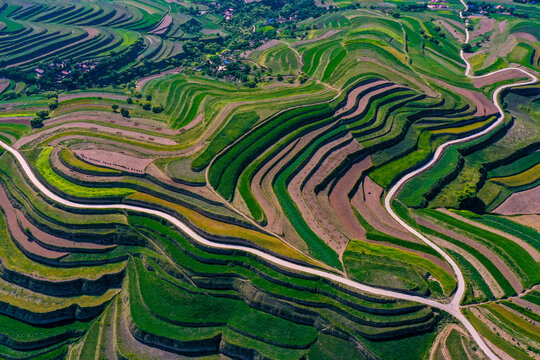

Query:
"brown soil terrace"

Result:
[[513, 32, 540, 43], [329, 157, 372, 240], [251, 140, 297, 232], [151, 14, 172, 35], [0, 78, 9, 94], [356, 57, 438, 96], [341, 84, 404, 120], [73, 149, 155, 174], [353, 177, 418, 242], [426, 232, 504, 298], [0, 117, 31, 125], [493, 185, 540, 215], [415, 215, 524, 293], [256, 122, 334, 239], [436, 20, 465, 43], [135, 67, 183, 91], [471, 17, 496, 40], [334, 80, 390, 116], [7, 28, 100, 68], [426, 76, 497, 117], [54, 143, 222, 205], [509, 214, 540, 232], [14, 122, 177, 149], [48, 112, 177, 135], [48, 135, 185, 157], [438, 209, 540, 261], [289, 135, 361, 253], [471, 69, 528, 88], [0, 185, 68, 259], [293, 29, 341, 47], [180, 86, 335, 157], [58, 92, 127, 102]]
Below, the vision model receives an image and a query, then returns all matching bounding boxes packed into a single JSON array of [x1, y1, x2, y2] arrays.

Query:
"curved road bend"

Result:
[[385, 1, 537, 359], [0, 2, 535, 358], [0, 137, 493, 358]]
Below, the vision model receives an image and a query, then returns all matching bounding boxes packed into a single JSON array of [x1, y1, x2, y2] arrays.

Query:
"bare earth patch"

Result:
[[293, 30, 340, 47], [471, 17, 496, 40], [334, 80, 390, 116], [329, 157, 372, 240], [74, 149, 155, 174], [0, 78, 9, 94], [15, 122, 177, 149], [509, 214, 540, 232], [135, 67, 183, 91], [436, 20, 465, 43], [472, 69, 528, 88], [0, 185, 67, 259], [58, 92, 127, 102], [0, 117, 31, 125], [151, 14, 172, 35], [7, 28, 100, 68], [438, 209, 540, 261], [426, 76, 497, 116], [416, 215, 524, 293], [513, 32, 539, 43], [254, 39, 281, 52], [352, 177, 418, 242], [494, 185, 540, 215]]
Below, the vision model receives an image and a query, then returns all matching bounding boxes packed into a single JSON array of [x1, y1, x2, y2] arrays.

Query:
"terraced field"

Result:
[[0, 0, 538, 358]]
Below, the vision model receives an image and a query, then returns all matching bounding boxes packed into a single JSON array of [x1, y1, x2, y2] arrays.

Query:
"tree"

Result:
[[48, 98, 58, 110], [152, 104, 164, 113], [140, 101, 152, 111], [36, 110, 49, 119], [2, 90, 17, 100], [461, 43, 473, 53], [112, 104, 119, 112], [120, 108, 129, 117], [30, 117, 43, 128], [457, 184, 485, 212], [127, 97, 133, 104]]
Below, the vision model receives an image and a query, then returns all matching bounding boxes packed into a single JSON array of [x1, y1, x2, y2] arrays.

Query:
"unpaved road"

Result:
[[0, 2, 535, 358], [384, 2, 536, 359]]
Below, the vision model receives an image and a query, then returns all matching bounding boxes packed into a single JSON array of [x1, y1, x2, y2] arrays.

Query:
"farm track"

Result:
[[0, 3, 536, 359], [383, 1, 537, 358]]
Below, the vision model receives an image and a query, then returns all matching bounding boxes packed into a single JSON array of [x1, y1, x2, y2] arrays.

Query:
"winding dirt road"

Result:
[[0, 1, 535, 358], [384, 1, 536, 359]]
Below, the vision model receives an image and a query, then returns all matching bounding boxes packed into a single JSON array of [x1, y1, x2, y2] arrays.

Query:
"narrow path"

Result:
[[0, 135, 487, 357], [383, 1, 537, 359], [0, 3, 535, 359]]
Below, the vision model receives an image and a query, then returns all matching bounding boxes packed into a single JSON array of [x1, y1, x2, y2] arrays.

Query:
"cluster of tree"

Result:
[[180, 18, 203, 34], [213, 0, 327, 47], [461, 43, 473, 53], [31, 109, 49, 128], [419, 26, 446, 46], [457, 184, 486, 212], [111, 95, 163, 115], [465, 2, 529, 18], [47, 92, 59, 110], [397, 3, 427, 12]]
